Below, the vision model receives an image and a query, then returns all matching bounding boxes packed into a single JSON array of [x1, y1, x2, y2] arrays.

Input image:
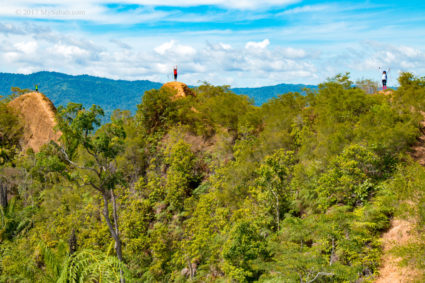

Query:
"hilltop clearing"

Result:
[[161, 81, 195, 99], [8, 92, 60, 152]]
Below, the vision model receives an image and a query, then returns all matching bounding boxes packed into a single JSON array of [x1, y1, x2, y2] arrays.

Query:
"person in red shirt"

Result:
[[174, 66, 178, 81]]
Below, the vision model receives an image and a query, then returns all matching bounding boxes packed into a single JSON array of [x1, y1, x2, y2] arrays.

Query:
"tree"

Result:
[[0, 102, 22, 166], [255, 149, 296, 231], [222, 221, 268, 282], [136, 87, 179, 134], [356, 79, 379, 94], [395, 72, 425, 111], [54, 103, 127, 282], [325, 72, 353, 89], [193, 83, 255, 138], [316, 144, 379, 210], [163, 139, 200, 212], [0, 101, 22, 209], [10, 87, 31, 98]]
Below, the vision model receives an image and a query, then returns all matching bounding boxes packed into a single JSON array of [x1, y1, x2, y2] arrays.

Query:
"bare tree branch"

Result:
[[307, 272, 334, 283], [51, 141, 101, 177]]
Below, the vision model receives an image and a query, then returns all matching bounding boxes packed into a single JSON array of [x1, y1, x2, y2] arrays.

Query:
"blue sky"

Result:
[[1, 0, 425, 86]]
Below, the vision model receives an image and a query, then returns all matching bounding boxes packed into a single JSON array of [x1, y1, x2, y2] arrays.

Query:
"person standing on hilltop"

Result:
[[174, 66, 178, 81], [35, 85, 38, 92], [382, 70, 388, 90], [382, 71, 387, 90]]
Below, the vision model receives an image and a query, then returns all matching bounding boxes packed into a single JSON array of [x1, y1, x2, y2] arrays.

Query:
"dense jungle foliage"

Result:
[[1, 73, 425, 282]]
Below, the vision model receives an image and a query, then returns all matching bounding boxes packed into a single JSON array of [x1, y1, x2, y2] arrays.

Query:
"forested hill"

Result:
[[0, 71, 317, 117], [0, 72, 162, 120], [232, 83, 317, 105], [2, 72, 425, 282]]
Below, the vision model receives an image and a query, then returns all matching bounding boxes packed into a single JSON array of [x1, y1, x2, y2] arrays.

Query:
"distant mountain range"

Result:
[[231, 84, 317, 105], [0, 71, 317, 120]]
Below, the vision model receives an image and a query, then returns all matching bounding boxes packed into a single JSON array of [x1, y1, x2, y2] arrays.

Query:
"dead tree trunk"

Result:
[[271, 188, 280, 231], [0, 181, 8, 209], [102, 191, 125, 283], [68, 228, 77, 255], [329, 237, 336, 266]]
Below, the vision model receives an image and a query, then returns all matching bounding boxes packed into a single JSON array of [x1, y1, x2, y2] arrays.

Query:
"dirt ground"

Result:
[[376, 118, 425, 282], [375, 218, 419, 282], [8, 92, 61, 152]]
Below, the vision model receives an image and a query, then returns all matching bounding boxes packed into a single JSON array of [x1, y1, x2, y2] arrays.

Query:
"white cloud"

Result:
[[219, 43, 232, 50], [110, 39, 132, 49], [154, 40, 175, 55], [245, 39, 270, 49], [398, 46, 422, 58], [0, 23, 25, 34], [400, 61, 415, 69], [154, 63, 170, 73], [51, 43, 89, 58], [3, 52, 20, 62], [281, 4, 328, 15], [120, 0, 300, 10], [331, 41, 425, 85], [280, 47, 307, 59], [14, 40, 38, 54], [17, 66, 38, 74], [0, 25, 320, 86], [0, 0, 301, 27], [154, 40, 196, 57], [0, 2, 172, 24], [2, 19, 425, 87], [2, 0, 300, 12]]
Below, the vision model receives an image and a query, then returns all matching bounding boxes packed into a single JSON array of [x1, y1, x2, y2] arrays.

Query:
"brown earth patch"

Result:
[[376, 115, 425, 282], [8, 92, 61, 152], [376, 219, 420, 282], [161, 81, 195, 99]]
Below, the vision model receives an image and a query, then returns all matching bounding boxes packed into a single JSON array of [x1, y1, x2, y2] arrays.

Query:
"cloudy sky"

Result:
[[1, 0, 424, 87]]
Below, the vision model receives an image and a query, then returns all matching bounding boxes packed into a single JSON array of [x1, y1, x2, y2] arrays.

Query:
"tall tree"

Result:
[[0, 100, 22, 209], [54, 103, 127, 282], [255, 149, 296, 231]]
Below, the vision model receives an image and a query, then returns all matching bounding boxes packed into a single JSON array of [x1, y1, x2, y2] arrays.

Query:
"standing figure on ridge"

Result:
[[174, 66, 178, 81], [35, 85, 38, 92], [382, 70, 387, 90]]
